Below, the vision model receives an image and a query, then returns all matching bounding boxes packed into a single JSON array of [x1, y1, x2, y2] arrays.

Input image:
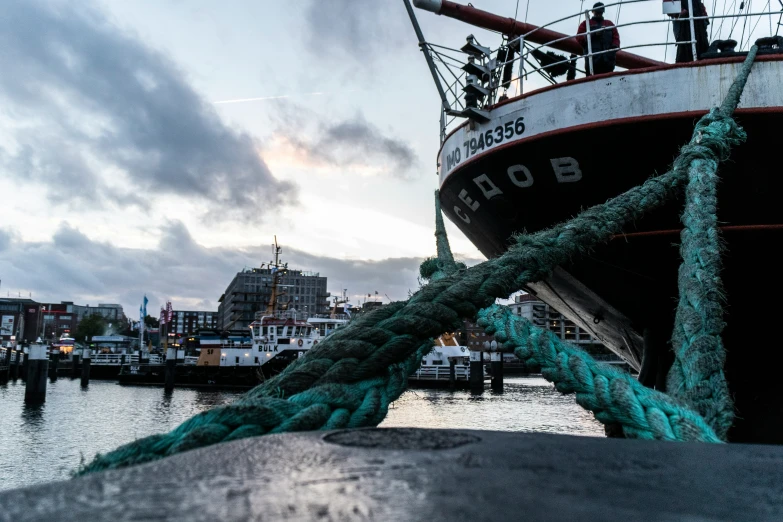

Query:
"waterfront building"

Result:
[[218, 268, 329, 330], [0, 298, 40, 343], [170, 310, 219, 335], [512, 294, 621, 362]]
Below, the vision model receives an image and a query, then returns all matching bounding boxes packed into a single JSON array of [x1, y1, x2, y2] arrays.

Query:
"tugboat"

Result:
[[119, 241, 322, 388], [407, 0, 783, 442]]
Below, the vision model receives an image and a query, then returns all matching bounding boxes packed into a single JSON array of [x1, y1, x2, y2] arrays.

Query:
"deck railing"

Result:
[[417, 0, 782, 139]]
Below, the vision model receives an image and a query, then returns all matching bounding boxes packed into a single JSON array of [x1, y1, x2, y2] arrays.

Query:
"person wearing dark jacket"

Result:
[[670, 2, 710, 63], [576, 2, 620, 76]]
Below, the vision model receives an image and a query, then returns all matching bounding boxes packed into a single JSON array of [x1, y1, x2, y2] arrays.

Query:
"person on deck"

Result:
[[576, 2, 621, 76], [670, 1, 710, 63]]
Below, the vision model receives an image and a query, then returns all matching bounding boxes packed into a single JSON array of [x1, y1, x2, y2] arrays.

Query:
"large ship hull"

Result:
[[439, 57, 783, 443]]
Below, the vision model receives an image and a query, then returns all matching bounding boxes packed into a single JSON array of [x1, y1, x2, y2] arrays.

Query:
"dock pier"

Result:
[[1, 428, 782, 521]]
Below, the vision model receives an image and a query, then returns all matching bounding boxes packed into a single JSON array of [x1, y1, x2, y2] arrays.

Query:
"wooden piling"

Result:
[[449, 359, 457, 391], [164, 347, 176, 393], [80, 347, 91, 387], [469, 351, 484, 393], [490, 352, 504, 392], [24, 345, 48, 404]]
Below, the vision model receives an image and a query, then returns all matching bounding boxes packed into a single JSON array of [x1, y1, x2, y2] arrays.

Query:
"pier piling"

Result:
[[71, 351, 80, 379], [20, 347, 28, 382], [24, 345, 48, 404], [81, 347, 91, 387], [490, 352, 504, 392], [10, 349, 21, 380], [1, 346, 11, 383], [49, 349, 60, 382], [469, 351, 484, 393], [164, 347, 176, 393]]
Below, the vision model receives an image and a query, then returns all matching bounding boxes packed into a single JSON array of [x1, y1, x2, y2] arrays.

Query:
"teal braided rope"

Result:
[[77, 53, 753, 475], [478, 305, 721, 442], [666, 45, 758, 440], [421, 190, 463, 281]]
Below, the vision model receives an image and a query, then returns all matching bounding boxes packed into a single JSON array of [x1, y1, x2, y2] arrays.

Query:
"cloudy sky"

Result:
[[0, 0, 761, 315]]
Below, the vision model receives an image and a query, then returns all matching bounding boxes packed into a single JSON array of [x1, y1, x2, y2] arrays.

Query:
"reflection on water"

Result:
[[381, 377, 604, 436], [0, 376, 602, 491]]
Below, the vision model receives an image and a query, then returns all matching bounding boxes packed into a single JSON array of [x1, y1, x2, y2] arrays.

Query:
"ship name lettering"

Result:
[[458, 189, 480, 212], [473, 174, 503, 199], [453, 205, 471, 224], [550, 157, 582, 183], [507, 165, 534, 188]]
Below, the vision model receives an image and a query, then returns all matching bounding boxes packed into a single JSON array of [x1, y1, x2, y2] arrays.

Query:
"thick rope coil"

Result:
[[478, 305, 721, 442], [78, 50, 756, 475]]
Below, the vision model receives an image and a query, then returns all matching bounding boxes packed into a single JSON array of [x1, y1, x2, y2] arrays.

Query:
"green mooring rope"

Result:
[[77, 48, 757, 476], [478, 306, 722, 442], [664, 46, 758, 440]]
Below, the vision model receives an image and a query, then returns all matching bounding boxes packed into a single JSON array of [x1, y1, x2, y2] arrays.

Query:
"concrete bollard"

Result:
[[469, 351, 484, 393], [49, 349, 60, 382], [164, 347, 176, 393], [71, 352, 80, 379], [490, 352, 504, 392], [81, 347, 91, 387], [25, 345, 49, 404]]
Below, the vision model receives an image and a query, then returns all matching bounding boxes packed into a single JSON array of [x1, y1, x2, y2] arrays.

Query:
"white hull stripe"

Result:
[[439, 60, 783, 185]]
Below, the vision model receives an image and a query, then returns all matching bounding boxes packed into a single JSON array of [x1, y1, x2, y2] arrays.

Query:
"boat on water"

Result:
[[408, 0, 783, 442], [119, 240, 348, 388], [409, 332, 477, 388]]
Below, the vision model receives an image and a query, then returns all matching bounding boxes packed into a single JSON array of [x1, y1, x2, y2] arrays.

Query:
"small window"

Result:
[[254, 357, 259, 364], [235, 356, 239, 364], [432, 360, 444, 365], [276, 326, 284, 336]]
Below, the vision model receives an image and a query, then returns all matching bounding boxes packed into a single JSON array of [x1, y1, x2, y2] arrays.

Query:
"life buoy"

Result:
[[298, 339, 304, 347]]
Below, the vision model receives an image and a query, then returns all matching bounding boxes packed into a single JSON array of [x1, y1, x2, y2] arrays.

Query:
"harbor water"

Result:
[[0, 377, 603, 491]]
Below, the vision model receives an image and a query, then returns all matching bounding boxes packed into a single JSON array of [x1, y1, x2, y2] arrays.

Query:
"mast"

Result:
[[411, 0, 663, 70], [265, 236, 286, 316]]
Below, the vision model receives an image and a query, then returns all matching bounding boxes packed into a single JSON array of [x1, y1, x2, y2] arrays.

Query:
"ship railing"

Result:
[[421, 0, 782, 139], [412, 364, 471, 381]]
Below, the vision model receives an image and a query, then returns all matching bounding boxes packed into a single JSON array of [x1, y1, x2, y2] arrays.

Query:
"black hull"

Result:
[[440, 111, 783, 443], [118, 361, 293, 390]]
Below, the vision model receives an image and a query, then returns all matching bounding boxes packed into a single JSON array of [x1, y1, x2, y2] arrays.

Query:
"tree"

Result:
[[144, 315, 159, 328], [75, 315, 107, 342]]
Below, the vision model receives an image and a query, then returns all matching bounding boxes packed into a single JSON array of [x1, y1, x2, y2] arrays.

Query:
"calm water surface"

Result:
[[0, 376, 602, 491]]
